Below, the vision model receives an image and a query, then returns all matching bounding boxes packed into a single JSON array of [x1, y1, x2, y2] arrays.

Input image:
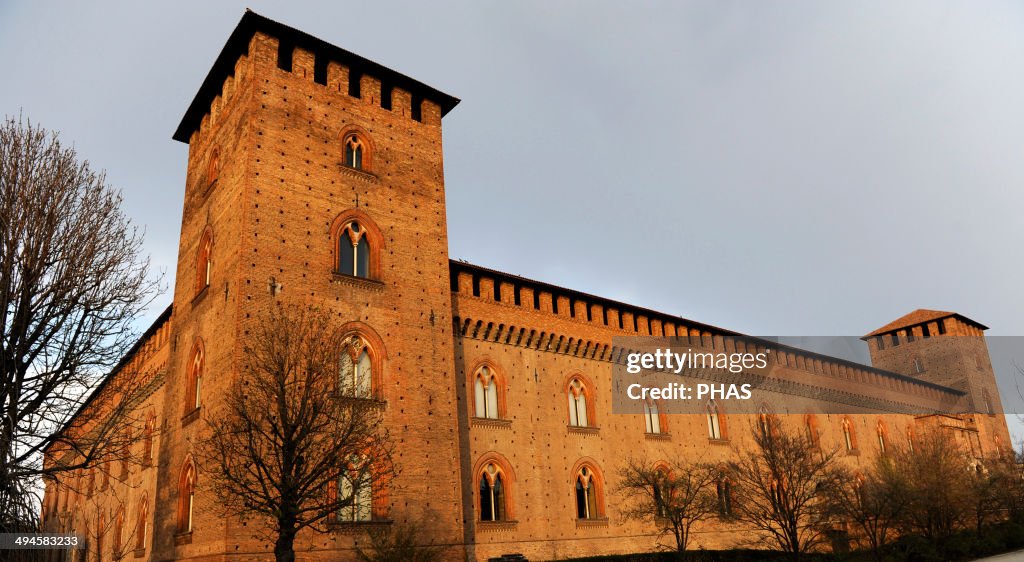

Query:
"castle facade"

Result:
[[41, 12, 1011, 562]]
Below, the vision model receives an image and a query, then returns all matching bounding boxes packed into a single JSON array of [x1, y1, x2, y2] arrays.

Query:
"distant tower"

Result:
[[863, 309, 1011, 457]]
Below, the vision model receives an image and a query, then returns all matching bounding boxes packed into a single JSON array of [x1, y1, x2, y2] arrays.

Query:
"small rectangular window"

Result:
[[922, 324, 930, 338], [876, 336, 885, 351], [891, 333, 900, 346], [938, 321, 947, 335], [380, 83, 393, 110]]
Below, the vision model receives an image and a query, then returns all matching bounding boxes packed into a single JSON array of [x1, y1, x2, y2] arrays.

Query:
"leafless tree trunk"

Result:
[[889, 430, 973, 541], [195, 304, 396, 562], [727, 414, 845, 561], [0, 116, 161, 528], [617, 455, 719, 555], [828, 452, 908, 562]]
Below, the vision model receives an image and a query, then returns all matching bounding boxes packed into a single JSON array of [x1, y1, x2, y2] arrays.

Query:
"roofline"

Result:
[[861, 312, 989, 339], [173, 10, 460, 143], [450, 260, 965, 397]]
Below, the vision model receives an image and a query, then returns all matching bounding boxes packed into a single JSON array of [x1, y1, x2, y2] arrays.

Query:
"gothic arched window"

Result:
[[339, 335, 374, 399], [473, 364, 503, 419], [643, 399, 662, 434], [842, 417, 857, 452], [177, 460, 196, 534], [196, 229, 212, 294], [717, 476, 733, 517], [338, 221, 370, 278], [135, 494, 148, 551], [479, 462, 507, 521], [337, 457, 373, 523], [344, 134, 365, 169], [185, 341, 204, 412], [574, 465, 603, 520], [567, 377, 591, 427], [707, 400, 724, 440]]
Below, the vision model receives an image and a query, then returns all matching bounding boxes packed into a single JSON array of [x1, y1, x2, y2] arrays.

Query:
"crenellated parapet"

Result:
[[173, 10, 458, 146], [450, 260, 963, 410]]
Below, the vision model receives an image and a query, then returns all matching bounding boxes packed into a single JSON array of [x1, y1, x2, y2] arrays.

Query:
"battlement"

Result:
[[449, 260, 964, 408], [173, 10, 459, 144]]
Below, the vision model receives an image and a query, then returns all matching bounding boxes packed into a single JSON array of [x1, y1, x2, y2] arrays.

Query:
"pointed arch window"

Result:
[[574, 465, 603, 520], [643, 399, 662, 434], [177, 461, 196, 534], [567, 377, 591, 427], [716, 476, 733, 517], [473, 364, 503, 420], [113, 507, 125, 558], [206, 148, 220, 186], [185, 343, 204, 412], [339, 335, 374, 399], [876, 421, 888, 454], [344, 134, 364, 169], [338, 221, 370, 278], [337, 460, 373, 523], [758, 406, 773, 437], [804, 414, 820, 448], [479, 462, 508, 521], [707, 400, 724, 440], [135, 495, 148, 551], [841, 417, 858, 453], [196, 230, 212, 294]]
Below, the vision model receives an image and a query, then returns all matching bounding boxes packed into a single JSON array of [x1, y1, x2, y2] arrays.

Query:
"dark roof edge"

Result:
[[861, 312, 989, 340], [173, 10, 460, 143], [449, 260, 965, 397]]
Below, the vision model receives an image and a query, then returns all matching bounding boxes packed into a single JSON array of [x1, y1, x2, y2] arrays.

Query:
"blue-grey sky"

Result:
[[3, 2, 1023, 435]]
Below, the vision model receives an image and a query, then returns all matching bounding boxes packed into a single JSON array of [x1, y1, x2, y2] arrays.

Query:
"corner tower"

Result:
[[155, 11, 465, 560], [863, 309, 1012, 456]]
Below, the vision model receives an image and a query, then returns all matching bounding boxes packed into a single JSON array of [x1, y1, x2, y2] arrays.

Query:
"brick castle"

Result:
[[41, 11, 1012, 562]]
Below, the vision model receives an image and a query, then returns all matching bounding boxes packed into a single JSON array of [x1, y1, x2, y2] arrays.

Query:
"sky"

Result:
[[2, 2, 1023, 436]]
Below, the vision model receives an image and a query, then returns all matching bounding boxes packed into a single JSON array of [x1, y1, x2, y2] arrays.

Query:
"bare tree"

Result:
[[196, 304, 396, 562], [0, 116, 160, 527], [889, 429, 973, 541], [828, 452, 908, 562], [727, 415, 845, 561], [617, 455, 719, 554]]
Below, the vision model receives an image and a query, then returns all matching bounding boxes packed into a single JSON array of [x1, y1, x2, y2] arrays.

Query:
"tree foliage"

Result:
[[0, 116, 160, 528]]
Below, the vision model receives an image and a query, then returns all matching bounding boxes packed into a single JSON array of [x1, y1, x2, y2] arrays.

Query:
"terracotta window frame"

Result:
[[565, 373, 597, 428], [474, 452, 516, 522], [135, 493, 149, 552], [841, 417, 858, 453], [571, 458, 606, 520], [176, 459, 196, 535], [195, 228, 213, 296], [707, 400, 728, 441], [470, 361, 507, 420], [184, 339, 205, 418], [337, 322, 387, 401], [330, 209, 385, 282], [339, 126, 374, 172], [643, 399, 668, 435]]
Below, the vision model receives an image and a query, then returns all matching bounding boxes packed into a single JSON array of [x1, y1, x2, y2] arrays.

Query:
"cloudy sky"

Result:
[[3, 2, 1023, 433]]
